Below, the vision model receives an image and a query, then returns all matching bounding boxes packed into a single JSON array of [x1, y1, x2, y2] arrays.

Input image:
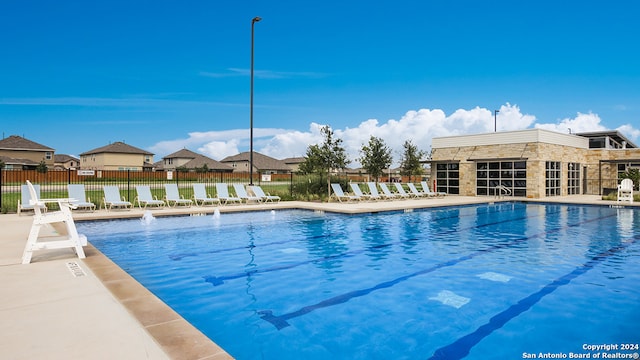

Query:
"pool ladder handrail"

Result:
[[494, 185, 512, 199]]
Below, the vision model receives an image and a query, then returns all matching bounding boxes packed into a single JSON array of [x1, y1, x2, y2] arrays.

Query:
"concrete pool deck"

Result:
[[0, 195, 635, 359]]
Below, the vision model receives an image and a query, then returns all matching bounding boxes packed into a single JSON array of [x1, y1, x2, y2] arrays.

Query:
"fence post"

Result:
[[127, 169, 131, 200], [290, 172, 293, 196]]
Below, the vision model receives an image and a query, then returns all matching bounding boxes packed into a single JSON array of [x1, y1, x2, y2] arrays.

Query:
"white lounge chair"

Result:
[[102, 186, 133, 211], [248, 185, 280, 203], [18, 183, 47, 215], [67, 184, 96, 212], [215, 183, 242, 205], [350, 183, 373, 201], [617, 178, 634, 203], [421, 181, 446, 197], [378, 183, 401, 200], [192, 183, 221, 206], [233, 184, 262, 204], [407, 183, 429, 198], [164, 184, 193, 207], [366, 182, 385, 200], [22, 180, 87, 264], [394, 183, 415, 198], [135, 186, 166, 209], [331, 183, 360, 202]]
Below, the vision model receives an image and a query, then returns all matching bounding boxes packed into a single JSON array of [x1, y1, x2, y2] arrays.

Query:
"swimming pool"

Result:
[[79, 202, 640, 359]]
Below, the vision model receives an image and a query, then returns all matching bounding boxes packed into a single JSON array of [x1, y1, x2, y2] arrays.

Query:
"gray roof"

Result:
[[0, 155, 39, 166], [163, 148, 201, 159], [221, 151, 291, 171], [282, 156, 306, 164], [80, 141, 153, 156], [0, 135, 54, 151], [161, 148, 233, 171], [182, 154, 234, 171], [54, 154, 79, 163]]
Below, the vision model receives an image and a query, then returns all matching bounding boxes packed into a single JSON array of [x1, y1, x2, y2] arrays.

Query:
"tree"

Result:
[[36, 160, 48, 173], [399, 140, 426, 183], [298, 125, 350, 199], [195, 164, 209, 173], [359, 136, 392, 182]]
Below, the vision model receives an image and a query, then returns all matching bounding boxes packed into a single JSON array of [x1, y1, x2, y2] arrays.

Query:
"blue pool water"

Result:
[[79, 203, 640, 359]]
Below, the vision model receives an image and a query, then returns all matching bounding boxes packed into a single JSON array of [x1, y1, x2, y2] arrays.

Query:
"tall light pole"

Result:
[[494, 109, 499, 132], [250, 16, 261, 185]]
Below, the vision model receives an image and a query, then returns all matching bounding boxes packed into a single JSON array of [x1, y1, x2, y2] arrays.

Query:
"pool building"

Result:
[[431, 128, 640, 198]]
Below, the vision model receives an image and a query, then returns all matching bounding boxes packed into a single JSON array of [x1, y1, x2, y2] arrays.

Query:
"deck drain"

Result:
[[66, 262, 86, 277]]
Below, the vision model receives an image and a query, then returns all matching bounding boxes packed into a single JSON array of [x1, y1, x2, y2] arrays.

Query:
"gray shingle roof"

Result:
[[0, 155, 39, 166], [182, 154, 234, 171], [80, 141, 153, 156], [0, 135, 54, 151], [54, 154, 79, 163], [163, 148, 201, 159], [221, 151, 291, 171]]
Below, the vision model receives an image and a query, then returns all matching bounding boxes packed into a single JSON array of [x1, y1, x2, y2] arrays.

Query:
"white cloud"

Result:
[[148, 103, 640, 166], [534, 112, 607, 134], [617, 124, 640, 141]]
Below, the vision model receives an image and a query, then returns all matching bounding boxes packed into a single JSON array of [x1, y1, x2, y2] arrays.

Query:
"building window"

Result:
[[45, 152, 52, 160], [546, 161, 561, 196], [476, 161, 527, 197], [567, 163, 580, 195], [435, 162, 459, 194]]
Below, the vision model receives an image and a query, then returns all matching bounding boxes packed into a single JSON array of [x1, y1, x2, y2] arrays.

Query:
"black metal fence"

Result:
[[0, 169, 320, 213]]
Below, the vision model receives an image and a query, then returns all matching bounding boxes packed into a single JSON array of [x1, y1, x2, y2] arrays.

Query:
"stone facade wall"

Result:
[[432, 142, 640, 198]]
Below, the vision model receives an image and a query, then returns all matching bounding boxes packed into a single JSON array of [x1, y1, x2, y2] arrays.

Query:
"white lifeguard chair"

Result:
[[617, 178, 634, 204], [22, 180, 88, 264]]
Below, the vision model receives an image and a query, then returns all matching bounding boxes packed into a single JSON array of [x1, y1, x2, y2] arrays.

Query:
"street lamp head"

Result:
[[253, 16, 262, 23]]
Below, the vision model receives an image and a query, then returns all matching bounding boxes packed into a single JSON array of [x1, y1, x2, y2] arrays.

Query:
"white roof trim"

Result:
[[432, 128, 589, 149]]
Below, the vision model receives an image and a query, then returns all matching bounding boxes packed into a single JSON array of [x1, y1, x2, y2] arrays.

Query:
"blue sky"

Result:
[[1, 1, 639, 165]]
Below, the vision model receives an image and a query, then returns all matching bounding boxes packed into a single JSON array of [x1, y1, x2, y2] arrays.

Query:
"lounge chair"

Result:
[[18, 183, 47, 215], [407, 183, 429, 198], [102, 186, 133, 211], [421, 181, 446, 197], [22, 180, 87, 264], [192, 183, 221, 206], [135, 186, 166, 209], [215, 183, 242, 205], [617, 178, 634, 203], [378, 182, 401, 200], [394, 183, 416, 198], [366, 182, 386, 200], [350, 183, 373, 201], [233, 184, 262, 204], [164, 184, 193, 207], [67, 184, 96, 212], [248, 185, 280, 203], [331, 183, 360, 202]]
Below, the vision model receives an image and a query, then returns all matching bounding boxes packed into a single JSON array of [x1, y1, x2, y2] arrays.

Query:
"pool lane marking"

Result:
[[204, 206, 572, 286], [171, 202, 528, 261], [258, 211, 617, 330], [428, 235, 639, 360]]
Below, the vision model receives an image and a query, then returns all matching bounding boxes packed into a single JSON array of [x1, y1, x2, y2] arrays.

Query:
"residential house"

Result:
[[0, 135, 54, 169], [159, 148, 233, 172], [221, 151, 291, 175], [54, 154, 80, 170], [282, 157, 305, 173], [80, 141, 154, 171], [431, 128, 640, 198]]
